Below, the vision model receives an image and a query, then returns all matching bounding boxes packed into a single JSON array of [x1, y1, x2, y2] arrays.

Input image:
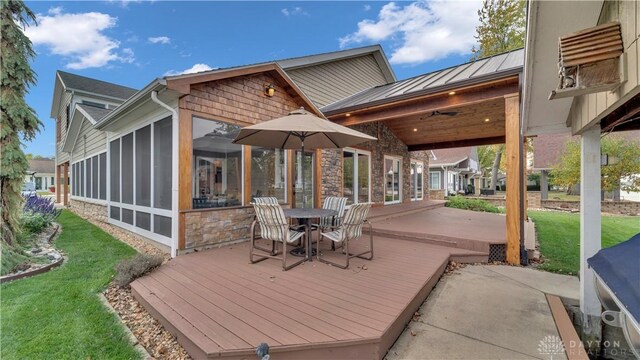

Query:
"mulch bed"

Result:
[[104, 285, 191, 360]]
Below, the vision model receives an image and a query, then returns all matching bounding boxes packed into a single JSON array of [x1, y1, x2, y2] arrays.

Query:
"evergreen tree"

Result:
[[1, 0, 41, 246], [471, 0, 526, 190]]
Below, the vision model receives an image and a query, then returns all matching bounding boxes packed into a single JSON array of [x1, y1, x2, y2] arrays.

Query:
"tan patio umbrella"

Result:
[[233, 108, 376, 207]]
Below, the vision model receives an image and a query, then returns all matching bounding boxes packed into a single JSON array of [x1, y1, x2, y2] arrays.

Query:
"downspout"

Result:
[[150, 90, 178, 258]]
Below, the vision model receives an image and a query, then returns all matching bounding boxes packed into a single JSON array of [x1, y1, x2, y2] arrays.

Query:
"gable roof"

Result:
[[76, 104, 112, 124], [27, 158, 55, 174], [429, 147, 474, 167], [277, 45, 396, 83], [57, 71, 138, 100], [62, 104, 113, 153], [322, 48, 524, 114]]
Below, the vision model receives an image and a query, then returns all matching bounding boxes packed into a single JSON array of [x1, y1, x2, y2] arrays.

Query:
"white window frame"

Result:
[[429, 170, 441, 190], [107, 113, 173, 246], [342, 148, 371, 204], [384, 155, 402, 205], [410, 159, 424, 201]]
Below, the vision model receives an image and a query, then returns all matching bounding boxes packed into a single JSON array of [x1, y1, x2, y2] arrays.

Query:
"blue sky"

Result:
[[23, 0, 482, 157]]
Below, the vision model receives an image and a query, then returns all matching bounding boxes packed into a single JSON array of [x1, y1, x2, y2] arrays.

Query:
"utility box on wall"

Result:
[[549, 22, 625, 100]]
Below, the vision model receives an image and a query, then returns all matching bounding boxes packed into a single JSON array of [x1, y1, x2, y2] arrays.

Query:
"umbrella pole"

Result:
[[301, 140, 306, 208]]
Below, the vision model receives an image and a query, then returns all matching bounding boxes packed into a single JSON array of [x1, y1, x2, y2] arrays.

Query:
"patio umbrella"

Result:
[[233, 108, 376, 207]]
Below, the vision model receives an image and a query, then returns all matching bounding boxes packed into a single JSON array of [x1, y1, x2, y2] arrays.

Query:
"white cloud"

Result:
[[363, 4, 372, 11], [164, 63, 213, 76], [339, 0, 482, 64], [281, 7, 308, 17], [148, 36, 170, 44], [24, 7, 134, 69]]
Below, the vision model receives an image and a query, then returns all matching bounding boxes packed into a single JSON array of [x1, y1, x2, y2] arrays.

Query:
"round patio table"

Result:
[[284, 208, 337, 261]]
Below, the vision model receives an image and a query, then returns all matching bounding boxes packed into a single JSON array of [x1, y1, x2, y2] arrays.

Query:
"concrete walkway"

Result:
[[386, 265, 579, 360]]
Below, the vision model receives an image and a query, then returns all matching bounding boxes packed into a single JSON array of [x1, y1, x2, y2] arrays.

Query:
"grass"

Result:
[[529, 210, 639, 275], [1, 210, 141, 360]]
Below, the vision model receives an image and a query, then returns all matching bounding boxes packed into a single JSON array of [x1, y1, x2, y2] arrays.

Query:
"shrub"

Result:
[[20, 212, 50, 234], [446, 196, 503, 213], [114, 253, 164, 287]]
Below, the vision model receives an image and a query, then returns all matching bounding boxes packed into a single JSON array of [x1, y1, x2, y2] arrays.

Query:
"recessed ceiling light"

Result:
[[484, 118, 490, 122], [413, 128, 418, 132], [448, 91, 456, 96], [345, 113, 351, 117]]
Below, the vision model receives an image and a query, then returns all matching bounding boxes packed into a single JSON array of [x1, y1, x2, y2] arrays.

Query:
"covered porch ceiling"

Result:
[[326, 76, 519, 150]]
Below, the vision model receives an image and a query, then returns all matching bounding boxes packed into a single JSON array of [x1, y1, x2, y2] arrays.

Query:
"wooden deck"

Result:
[[131, 236, 483, 359]]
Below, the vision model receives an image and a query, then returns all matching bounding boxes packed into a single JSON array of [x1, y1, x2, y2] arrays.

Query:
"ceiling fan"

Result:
[[428, 110, 459, 117]]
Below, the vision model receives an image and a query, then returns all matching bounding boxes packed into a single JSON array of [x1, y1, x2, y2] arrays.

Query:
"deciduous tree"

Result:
[[1, 0, 41, 246]]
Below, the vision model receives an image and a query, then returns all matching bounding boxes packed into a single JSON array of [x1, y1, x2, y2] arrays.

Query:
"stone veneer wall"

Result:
[[183, 207, 255, 250], [320, 149, 343, 201], [347, 122, 431, 204], [69, 199, 108, 223]]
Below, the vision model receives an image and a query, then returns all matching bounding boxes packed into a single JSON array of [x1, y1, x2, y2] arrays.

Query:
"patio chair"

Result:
[[253, 197, 279, 204], [316, 202, 373, 269], [250, 203, 308, 271], [311, 196, 348, 249]]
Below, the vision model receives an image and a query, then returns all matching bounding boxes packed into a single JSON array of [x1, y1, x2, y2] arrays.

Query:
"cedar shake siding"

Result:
[[286, 55, 389, 108]]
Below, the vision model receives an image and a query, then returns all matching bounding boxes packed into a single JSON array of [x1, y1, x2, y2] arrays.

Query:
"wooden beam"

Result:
[[329, 81, 519, 126], [244, 145, 252, 205], [63, 162, 69, 206], [315, 149, 322, 208], [408, 136, 505, 151], [177, 107, 192, 251], [505, 94, 522, 265]]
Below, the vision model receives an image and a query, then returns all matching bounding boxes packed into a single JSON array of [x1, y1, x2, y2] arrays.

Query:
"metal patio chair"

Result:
[[310, 196, 348, 249], [250, 203, 307, 271], [316, 202, 373, 269]]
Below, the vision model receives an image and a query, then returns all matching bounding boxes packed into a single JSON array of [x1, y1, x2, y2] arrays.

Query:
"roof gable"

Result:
[[429, 147, 474, 166], [27, 159, 55, 173]]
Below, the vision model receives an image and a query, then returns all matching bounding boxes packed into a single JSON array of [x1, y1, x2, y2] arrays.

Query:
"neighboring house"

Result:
[[24, 158, 56, 191], [428, 147, 481, 198]]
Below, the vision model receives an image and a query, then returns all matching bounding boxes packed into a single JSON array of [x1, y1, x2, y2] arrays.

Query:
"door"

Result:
[[384, 156, 401, 204], [410, 160, 424, 201], [294, 150, 314, 208], [343, 148, 371, 205]]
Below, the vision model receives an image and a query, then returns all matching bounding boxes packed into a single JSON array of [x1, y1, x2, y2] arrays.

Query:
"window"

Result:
[[251, 147, 286, 203], [429, 171, 441, 190], [192, 117, 242, 208], [384, 156, 401, 204], [81, 100, 106, 109], [410, 160, 424, 201], [153, 117, 172, 210], [342, 149, 371, 205], [135, 125, 151, 207]]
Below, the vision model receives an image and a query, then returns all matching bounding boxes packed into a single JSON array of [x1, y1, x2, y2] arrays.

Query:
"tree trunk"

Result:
[[490, 145, 503, 191]]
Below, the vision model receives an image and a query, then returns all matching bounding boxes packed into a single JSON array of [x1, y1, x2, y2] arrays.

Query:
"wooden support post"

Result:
[[505, 94, 522, 265], [56, 164, 61, 204], [580, 125, 602, 346], [178, 108, 192, 250], [244, 145, 252, 205], [63, 162, 69, 206]]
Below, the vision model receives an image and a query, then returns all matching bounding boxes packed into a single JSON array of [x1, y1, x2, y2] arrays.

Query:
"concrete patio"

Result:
[[386, 265, 579, 360]]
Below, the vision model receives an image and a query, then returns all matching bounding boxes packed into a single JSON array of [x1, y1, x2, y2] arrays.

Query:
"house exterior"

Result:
[[523, 0, 640, 345], [428, 147, 481, 199], [52, 45, 436, 257], [24, 158, 56, 191]]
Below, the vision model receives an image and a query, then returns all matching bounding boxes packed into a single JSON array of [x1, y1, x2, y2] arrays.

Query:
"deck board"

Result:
[[132, 235, 482, 359]]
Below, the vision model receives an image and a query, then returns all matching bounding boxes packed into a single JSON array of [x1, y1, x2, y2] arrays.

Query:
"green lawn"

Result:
[[529, 210, 639, 275], [1, 211, 141, 360]]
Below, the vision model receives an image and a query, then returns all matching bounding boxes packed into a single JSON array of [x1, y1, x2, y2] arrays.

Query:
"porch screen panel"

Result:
[[251, 147, 286, 203], [122, 134, 133, 204], [99, 153, 107, 200], [110, 206, 120, 221], [110, 140, 120, 202], [343, 151, 354, 205], [136, 211, 151, 231], [79, 161, 84, 197], [136, 125, 151, 207], [192, 118, 242, 208], [153, 117, 172, 210], [122, 208, 134, 225], [72, 163, 77, 196], [86, 158, 92, 199], [154, 215, 171, 237], [357, 152, 370, 203], [91, 155, 99, 199]]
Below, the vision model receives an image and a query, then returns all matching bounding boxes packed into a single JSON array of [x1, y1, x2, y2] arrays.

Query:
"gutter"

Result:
[[95, 79, 164, 130], [150, 90, 178, 259]]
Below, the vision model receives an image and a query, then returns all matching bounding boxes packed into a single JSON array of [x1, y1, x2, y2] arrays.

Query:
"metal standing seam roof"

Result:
[[321, 48, 524, 114], [57, 70, 138, 100]]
